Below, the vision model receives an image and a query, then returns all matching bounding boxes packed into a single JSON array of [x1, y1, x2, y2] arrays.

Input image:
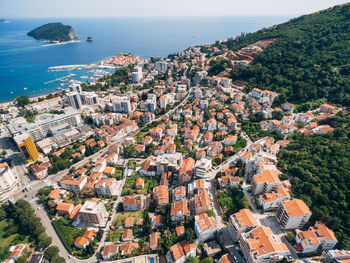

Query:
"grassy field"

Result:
[[0, 220, 29, 261], [107, 229, 123, 242], [121, 177, 156, 196], [113, 211, 143, 227]]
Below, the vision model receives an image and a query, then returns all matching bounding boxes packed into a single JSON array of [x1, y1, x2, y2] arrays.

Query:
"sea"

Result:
[[0, 16, 292, 103]]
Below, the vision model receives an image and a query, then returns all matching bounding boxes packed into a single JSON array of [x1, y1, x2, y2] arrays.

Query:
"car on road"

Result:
[[37, 207, 40, 210]]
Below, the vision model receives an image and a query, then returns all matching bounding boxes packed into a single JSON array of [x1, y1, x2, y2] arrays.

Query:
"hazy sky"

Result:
[[1, 0, 349, 18]]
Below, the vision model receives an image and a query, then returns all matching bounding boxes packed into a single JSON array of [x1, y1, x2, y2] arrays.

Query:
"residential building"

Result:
[[95, 178, 119, 196], [0, 162, 16, 195], [112, 97, 132, 114], [276, 199, 312, 229], [194, 157, 212, 178], [79, 198, 108, 227], [102, 244, 119, 260], [14, 134, 39, 163], [56, 202, 74, 216], [150, 232, 161, 251], [239, 226, 290, 263], [251, 170, 282, 196], [31, 162, 51, 180], [123, 194, 150, 212], [67, 91, 83, 109], [219, 254, 235, 263], [295, 222, 338, 253], [120, 241, 139, 256], [132, 66, 143, 83], [60, 176, 87, 192], [322, 250, 350, 263], [170, 199, 190, 221], [192, 188, 211, 215], [153, 185, 169, 209], [227, 209, 258, 241], [257, 186, 290, 211], [178, 157, 195, 184], [47, 189, 67, 204], [173, 186, 186, 202], [155, 60, 168, 73], [167, 243, 186, 263], [204, 241, 222, 257], [194, 213, 217, 241]]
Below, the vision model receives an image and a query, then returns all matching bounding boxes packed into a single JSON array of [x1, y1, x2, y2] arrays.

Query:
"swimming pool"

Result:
[[149, 257, 155, 263]]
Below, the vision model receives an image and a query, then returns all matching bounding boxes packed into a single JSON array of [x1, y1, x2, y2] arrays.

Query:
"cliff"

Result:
[[27, 22, 78, 42]]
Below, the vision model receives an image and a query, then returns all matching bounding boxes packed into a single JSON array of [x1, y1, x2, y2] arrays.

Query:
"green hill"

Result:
[[27, 22, 78, 42], [227, 3, 350, 110]]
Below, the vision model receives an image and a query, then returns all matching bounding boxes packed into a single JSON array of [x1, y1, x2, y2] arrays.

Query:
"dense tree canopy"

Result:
[[278, 113, 350, 249], [227, 3, 350, 107]]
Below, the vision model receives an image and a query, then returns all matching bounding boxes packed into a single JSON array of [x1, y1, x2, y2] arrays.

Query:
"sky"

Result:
[[0, 0, 349, 18]]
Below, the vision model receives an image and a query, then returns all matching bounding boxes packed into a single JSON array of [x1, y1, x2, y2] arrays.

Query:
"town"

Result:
[[0, 35, 348, 263]]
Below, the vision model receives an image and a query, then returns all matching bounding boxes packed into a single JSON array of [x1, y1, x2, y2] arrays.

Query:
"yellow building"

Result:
[[16, 135, 39, 163]]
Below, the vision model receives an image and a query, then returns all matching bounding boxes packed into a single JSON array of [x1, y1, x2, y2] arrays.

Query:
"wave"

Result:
[[0, 40, 83, 55]]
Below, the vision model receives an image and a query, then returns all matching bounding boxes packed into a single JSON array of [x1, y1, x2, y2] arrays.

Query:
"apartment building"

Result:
[[227, 209, 258, 241], [192, 188, 211, 215], [123, 194, 150, 212], [295, 222, 338, 253], [173, 186, 186, 202], [153, 185, 169, 209], [276, 199, 312, 229], [170, 199, 190, 221], [251, 170, 281, 196], [79, 198, 108, 227], [60, 176, 87, 192], [194, 213, 217, 242], [257, 186, 290, 211], [178, 157, 195, 184], [239, 226, 290, 263], [95, 178, 119, 196], [194, 157, 212, 178]]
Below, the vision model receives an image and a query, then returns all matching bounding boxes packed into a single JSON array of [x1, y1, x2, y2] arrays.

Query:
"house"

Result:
[[219, 254, 235, 263], [207, 118, 217, 131], [135, 144, 145, 154], [105, 152, 118, 163], [204, 241, 222, 257], [103, 166, 115, 176], [122, 229, 134, 241], [135, 178, 144, 189], [192, 188, 211, 215], [276, 199, 312, 229], [180, 240, 197, 258], [167, 243, 186, 263], [139, 159, 156, 176], [47, 189, 67, 204], [124, 217, 135, 228], [176, 226, 185, 237], [56, 202, 74, 216], [123, 194, 150, 212], [218, 175, 240, 188], [227, 209, 258, 241], [31, 162, 51, 180], [187, 179, 206, 195], [9, 244, 27, 261], [151, 215, 164, 229], [119, 241, 139, 256], [320, 104, 337, 114], [150, 232, 161, 251], [170, 199, 190, 221], [173, 186, 186, 202], [74, 236, 89, 249], [239, 226, 290, 263], [102, 244, 118, 260], [224, 135, 237, 146], [194, 213, 217, 241], [283, 103, 294, 112]]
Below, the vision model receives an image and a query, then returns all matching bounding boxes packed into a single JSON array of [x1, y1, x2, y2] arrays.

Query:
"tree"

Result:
[[185, 228, 196, 243], [38, 232, 52, 248], [16, 256, 27, 263], [44, 246, 60, 260], [200, 257, 214, 263], [187, 257, 199, 263], [51, 255, 66, 263], [16, 95, 30, 107]]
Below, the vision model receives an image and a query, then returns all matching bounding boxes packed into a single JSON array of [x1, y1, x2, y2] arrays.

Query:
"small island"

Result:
[[27, 22, 78, 43]]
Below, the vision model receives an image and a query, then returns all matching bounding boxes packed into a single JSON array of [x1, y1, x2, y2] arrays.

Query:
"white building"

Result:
[[132, 66, 143, 83], [95, 178, 119, 196], [194, 157, 212, 178], [227, 209, 258, 241], [155, 60, 168, 73], [112, 97, 132, 114], [0, 162, 16, 195], [276, 199, 312, 229], [194, 213, 217, 242], [67, 91, 83, 109]]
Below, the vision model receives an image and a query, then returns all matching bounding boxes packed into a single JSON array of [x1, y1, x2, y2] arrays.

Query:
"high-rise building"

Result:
[[67, 91, 83, 109], [155, 61, 168, 73], [112, 97, 132, 113], [69, 83, 82, 93], [276, 199, 312, 229], [227, 209, 258, 241], [80, 92, 98, 106], [14, 134, 39, 163], [131, 66, 143, 83]]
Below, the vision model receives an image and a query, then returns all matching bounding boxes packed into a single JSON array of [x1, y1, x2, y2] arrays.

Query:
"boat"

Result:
[[86, 37, 93, 42]]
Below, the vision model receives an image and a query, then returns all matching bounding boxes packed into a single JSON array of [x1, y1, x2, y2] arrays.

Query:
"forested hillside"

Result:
[[277, 113, 350, 248], [227, 3, 350, 109]]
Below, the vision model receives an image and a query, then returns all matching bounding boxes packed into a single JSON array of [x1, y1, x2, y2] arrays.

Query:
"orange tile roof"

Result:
[[124, 217, 135, 227], [254, 170, 281, 184], [230, 209, 258, 229], [170, 243, 185, 261], [149, 232, 161, 249], [69, 204, 82, 220], [171, 199, 190, 217], [283, 199, 311, 217], [219, 254, 235, 263], [74, 236, 89, 247], [176, 226, 185, 236], [56, 202, 73, 213], [48, 189, 61, 199]]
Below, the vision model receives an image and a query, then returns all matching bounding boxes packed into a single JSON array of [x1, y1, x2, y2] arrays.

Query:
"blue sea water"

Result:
[[0, 16, 292, 103]]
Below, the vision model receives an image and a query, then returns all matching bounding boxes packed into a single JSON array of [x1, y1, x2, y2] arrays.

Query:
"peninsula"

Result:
[[27, 22, 78, 42]]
